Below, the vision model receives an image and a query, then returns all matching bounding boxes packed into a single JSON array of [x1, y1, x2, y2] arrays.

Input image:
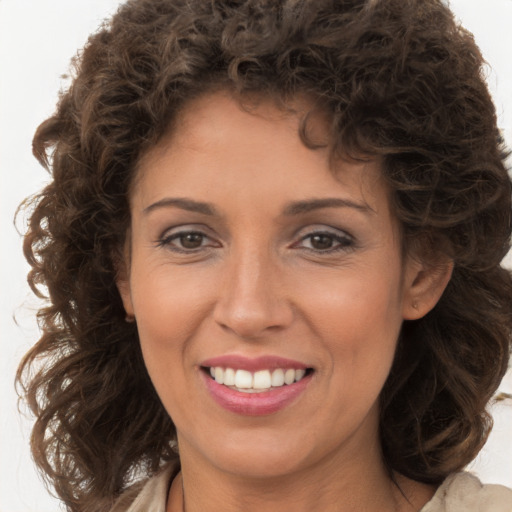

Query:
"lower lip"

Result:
[[202, 371, 311, 416]]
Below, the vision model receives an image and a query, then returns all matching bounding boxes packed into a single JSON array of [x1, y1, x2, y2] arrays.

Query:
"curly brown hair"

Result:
[[17, 0, 512, 511]]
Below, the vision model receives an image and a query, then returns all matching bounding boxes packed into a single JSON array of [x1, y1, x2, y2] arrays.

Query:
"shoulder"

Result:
[[421, 472, 512, 512], [109, 464, 177, 512]]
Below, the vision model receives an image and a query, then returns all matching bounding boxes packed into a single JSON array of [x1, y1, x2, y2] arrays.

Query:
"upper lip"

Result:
[[200, 355, 309, 372]]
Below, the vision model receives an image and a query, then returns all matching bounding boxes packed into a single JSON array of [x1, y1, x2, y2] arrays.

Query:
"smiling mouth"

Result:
[[202, 366, 314, 393]]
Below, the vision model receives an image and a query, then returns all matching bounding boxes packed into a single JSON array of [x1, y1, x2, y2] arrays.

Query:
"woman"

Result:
[[17, 0, 512, 511]]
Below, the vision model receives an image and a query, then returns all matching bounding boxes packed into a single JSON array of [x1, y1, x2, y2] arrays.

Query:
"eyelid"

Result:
[[292, 225, 355, 252], [294, 224, 354, 240], [158, 223, 214, 238], [156, 224, 221, 251]]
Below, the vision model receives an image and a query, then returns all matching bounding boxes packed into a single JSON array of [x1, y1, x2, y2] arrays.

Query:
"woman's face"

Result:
[[119, 92, 434, 479]]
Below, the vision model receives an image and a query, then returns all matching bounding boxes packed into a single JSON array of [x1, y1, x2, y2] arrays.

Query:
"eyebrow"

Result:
[[143, 196, 374, 217], [143, 197, 218, 216], [283, 198, 375, 216]]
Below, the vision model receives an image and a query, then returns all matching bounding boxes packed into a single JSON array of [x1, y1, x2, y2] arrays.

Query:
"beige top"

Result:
[[112, 467, 512, 512]]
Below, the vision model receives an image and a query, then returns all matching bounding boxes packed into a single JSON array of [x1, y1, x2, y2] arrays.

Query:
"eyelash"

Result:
[[156, 228, 355, 254], [156, 230, 217, 253], [295, 230, 355, 253]]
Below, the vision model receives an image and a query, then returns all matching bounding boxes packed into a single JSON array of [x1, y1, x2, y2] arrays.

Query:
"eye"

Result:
[[175, 232, 206, 249], [296, 229, 354, 253], [157, 229, 218, 252]]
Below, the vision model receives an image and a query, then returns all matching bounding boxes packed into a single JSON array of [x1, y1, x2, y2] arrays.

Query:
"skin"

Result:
[[118, 92, 452, 512]]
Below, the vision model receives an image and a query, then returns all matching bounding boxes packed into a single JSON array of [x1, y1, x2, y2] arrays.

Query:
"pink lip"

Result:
[[200, 355, 308, 372], [201, 371, 312, 416]]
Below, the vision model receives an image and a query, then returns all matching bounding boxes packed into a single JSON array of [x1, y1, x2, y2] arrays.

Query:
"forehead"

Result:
[[134, 91, 389, 215]]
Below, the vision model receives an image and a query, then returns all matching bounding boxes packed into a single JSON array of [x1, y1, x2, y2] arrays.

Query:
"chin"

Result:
[[194, 428, 329, 480]]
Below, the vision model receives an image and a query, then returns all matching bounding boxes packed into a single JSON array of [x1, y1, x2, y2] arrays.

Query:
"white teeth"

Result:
[[209, 366, 308, 391], [295, 369, 306, 382], [253, 370, 272, 389], [284, 368, 296, 385], [234, 369, 253, 389], [214, 367, 224, 385], [271, 368, 285, 387], [224, 368, 236, 386]]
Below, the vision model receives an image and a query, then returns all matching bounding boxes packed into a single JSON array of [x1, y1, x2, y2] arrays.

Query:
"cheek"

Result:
[[131, 261, 215, 334], [128, 266, 217, 387], [130, 278, 210, 425], [302, 267, 403, 377]]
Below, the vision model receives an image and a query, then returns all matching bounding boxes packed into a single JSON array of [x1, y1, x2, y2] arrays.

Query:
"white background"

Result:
[[1, 1, 511, 511]]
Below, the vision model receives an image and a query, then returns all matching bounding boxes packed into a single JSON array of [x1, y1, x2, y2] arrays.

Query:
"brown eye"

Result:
[[310, 234, 335, 250], [179, 233, 204, 249], [297, 229, 354, 253], [157, 230, 215, 252]]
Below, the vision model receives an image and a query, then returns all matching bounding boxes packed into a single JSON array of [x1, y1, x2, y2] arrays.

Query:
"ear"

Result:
[[402, 255, 453, 320], [114, 242, 135, 319], [116, 275, 135, 319]]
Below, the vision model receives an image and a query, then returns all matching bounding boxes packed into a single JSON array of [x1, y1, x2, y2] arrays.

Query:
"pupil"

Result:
[[181, 233, 203, 249], [311, 234, 333, 250]]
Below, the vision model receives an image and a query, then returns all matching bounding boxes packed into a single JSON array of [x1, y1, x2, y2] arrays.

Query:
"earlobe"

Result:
[[114, 242, 135, 319], [402, 258, 453, 320], [116, 276, 135, 319]]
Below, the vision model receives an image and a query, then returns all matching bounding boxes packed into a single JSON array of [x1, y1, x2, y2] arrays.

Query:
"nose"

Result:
[[213, 248, 294, 339]]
